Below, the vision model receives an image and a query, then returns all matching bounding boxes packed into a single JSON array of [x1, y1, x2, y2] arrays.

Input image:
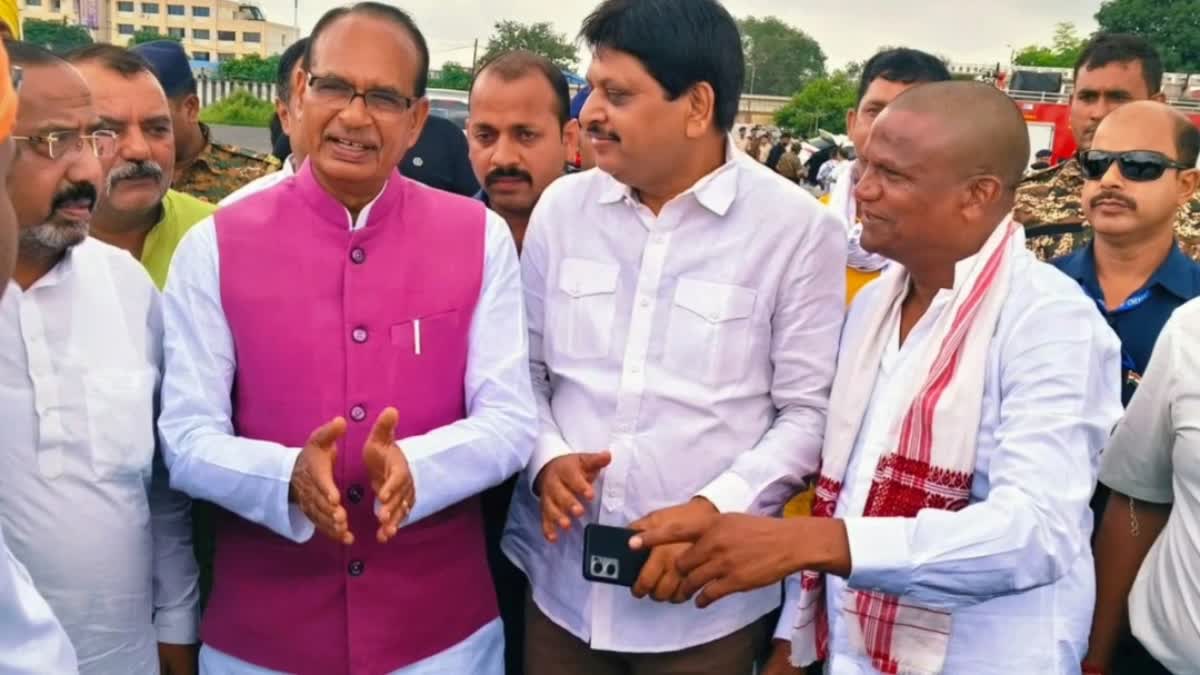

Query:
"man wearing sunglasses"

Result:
[[159, 3, 534, 673], [1058, 101, 1200, 675], [0, 41, 200, 675], [1016, 33, 1200, 263]]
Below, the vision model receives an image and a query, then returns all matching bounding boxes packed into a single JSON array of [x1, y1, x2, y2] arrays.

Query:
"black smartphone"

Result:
[[582, 524, 651, 587]]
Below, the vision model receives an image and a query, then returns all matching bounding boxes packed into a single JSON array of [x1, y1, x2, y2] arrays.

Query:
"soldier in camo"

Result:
[[1014, 32, 1200, 262], [133, 40, 279, 204], [172, 121, 280, 203]]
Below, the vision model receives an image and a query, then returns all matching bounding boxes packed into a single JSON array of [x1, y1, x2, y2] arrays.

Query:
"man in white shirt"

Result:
[[0, 41, 199, 675], [1088, 300, 1200, 675], [0, 39, 80, 675], [505, 1, 846, 673], [217, 37, 308, 208], [635, 82, 1122, 675]]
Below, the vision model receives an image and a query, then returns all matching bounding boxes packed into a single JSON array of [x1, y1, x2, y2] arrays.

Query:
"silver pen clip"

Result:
[[413, 319, 422, 356]]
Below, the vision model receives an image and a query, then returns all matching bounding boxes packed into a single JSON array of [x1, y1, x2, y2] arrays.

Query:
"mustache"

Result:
[[108, 160, 164, 190], [586, 122, 620, 142], [51, 182, 98, 212], [1090, 189, 1137, 211], [485, 166, 532, 186]]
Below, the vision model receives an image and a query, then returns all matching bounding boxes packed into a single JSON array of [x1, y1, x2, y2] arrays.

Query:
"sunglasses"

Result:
[[1078, 149, 1194, 182]]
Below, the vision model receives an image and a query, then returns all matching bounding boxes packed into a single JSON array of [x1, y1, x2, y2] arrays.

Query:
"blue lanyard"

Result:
[[1099, 288, 1152, 316], [1086, 287, 1152, 372]]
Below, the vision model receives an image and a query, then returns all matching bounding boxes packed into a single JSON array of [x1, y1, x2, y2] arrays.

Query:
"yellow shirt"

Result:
[[141, 189, 216, 289]]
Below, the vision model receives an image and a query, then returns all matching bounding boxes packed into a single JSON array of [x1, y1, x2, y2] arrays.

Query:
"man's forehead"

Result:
[[472, 74, 559, 121], [17, 66, 94, 128], [1093, 114, 1176, 153], [311, 16, 418, 87], [1076, 61, 1148, 92], [860, 78, 919, 110]]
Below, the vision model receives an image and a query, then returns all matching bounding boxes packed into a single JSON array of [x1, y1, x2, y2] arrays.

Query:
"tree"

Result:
[[21, 18, 92, 53], [773, 71, 857, 135], [1096, 0, 1200, 72], [739, 16, 826, 96], [1013, 22, 1085, 68], [480, 21, 577, 71], [218, 53, 281, 82], [428, 62, 473, 91], [128, 28, 180, 47]]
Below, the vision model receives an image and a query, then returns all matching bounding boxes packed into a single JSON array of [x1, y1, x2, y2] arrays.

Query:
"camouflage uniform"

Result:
[[1014, 158, 1200, 262], [172, 123, 280, 204]]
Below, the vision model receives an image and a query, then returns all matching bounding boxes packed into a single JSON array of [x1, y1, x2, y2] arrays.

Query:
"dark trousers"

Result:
[[483, 476, 526, 675], [524, 594, 769, 675]]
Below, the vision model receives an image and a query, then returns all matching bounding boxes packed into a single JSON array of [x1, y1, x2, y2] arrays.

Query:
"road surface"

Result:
[[209, 124, 273, 155]]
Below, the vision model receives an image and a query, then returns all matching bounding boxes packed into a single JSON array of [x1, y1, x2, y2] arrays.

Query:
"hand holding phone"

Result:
[[582, 524, 649, 587]]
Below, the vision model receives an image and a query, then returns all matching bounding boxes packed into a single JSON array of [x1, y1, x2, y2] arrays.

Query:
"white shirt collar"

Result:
[[597, 137, 741, 217]]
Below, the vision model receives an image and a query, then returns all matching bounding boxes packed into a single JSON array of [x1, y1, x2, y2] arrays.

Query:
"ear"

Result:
[[293, 67, 308, 103], [1178, 169, 1200, 208], [275, 98, 293, 136], [846, 108, 857, 135], [961, 175, 1004, 220], [183, 94, 201, 123], [1152, 91, 1168, 103], [684, 82, 717, 139], [563, 118, 581, 166]]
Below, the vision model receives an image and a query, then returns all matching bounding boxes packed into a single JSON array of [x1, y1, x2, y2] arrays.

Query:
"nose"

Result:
[[854, 164, 882, 203], [1099, 157, 1124, 189], [491, 132, 520, 169], [336, 94, 372, 128], [66, 142, 103, 192], [579, 90, 602, 132], [119, 128, 151, 162]]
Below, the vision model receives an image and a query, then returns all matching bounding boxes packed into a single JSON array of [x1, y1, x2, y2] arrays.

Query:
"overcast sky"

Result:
[[253, 0, 1105, 73]]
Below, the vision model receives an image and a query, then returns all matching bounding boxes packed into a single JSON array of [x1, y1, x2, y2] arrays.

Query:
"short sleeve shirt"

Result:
[[1099, 299, 1200, 673]]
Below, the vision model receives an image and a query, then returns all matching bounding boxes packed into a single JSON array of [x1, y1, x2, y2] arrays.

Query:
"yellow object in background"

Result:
[[846, 267, 880, 304], [0, 0, 20, 39]]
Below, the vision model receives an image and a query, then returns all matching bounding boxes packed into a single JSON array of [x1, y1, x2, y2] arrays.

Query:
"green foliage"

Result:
[[429, 62, 473, 91], [218, 54, 281, 83], [128, 28, 180, 46], [774, 71, 856, 135], [1013, 22, 1085, 68], [199, 90, 274, 128], [739, 16, 827, 95], [21, 18, 92, 53], [480, 21, 578, 71], [1096, 0, 1200, 72]]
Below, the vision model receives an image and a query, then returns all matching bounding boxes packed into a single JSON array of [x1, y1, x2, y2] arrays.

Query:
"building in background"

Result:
[[20, 0, 297, 63]]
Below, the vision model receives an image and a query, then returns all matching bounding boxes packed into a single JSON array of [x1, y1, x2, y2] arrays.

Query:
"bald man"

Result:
[[1054, 102, 1200, 408], [634, 82, 1123, 675], [1079, 102, 1200, 675]]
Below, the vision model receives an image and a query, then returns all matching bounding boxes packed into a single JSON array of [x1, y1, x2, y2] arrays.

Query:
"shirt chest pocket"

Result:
[[664, 278, 757, 387], [84, 369, 156, 480], [552, 258, 620, 360]]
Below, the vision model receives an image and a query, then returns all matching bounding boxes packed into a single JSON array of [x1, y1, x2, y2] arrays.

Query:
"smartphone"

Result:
[[582, 524, 650, 587]]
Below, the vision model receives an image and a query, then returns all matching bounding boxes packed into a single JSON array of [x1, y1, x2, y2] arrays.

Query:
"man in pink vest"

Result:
[[157, 4, 536, 674]]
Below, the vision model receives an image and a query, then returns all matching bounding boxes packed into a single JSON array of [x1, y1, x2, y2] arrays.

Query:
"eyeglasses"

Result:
[[11, 130, 118, 161], [1078, 149, 1194, 182], [307, 74, 416, 116]]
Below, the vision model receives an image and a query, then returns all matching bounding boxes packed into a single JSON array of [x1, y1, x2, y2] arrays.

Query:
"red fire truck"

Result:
[[991, 65, 1200, 166]]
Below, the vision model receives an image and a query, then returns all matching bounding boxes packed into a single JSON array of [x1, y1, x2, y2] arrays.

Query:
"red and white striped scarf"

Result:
[[791, 219, 1023, 674]]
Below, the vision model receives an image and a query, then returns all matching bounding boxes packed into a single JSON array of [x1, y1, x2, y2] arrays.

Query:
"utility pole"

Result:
[[471, 38, 479, 73], [294, 0, 298, 30]]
